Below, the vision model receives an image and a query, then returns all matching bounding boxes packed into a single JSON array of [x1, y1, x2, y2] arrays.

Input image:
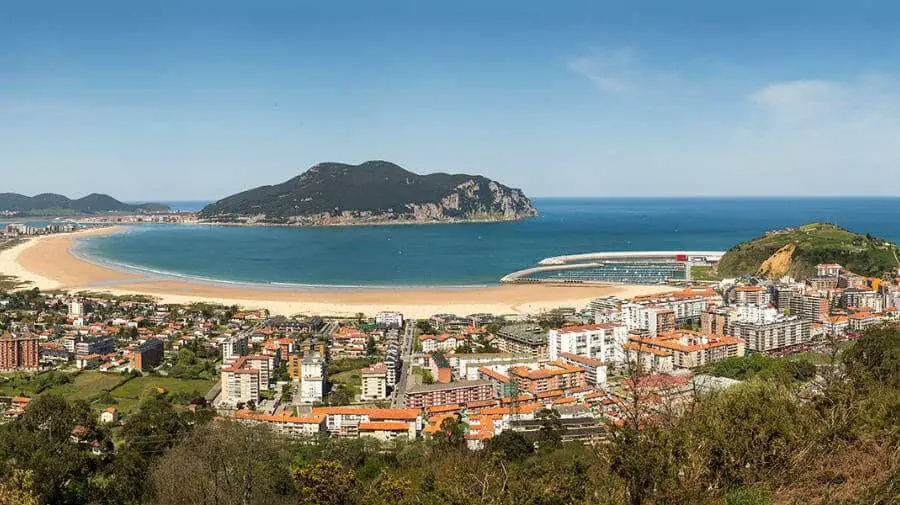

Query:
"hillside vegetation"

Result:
[[0, 193, 169, 215], [717, 222, 900, 279]]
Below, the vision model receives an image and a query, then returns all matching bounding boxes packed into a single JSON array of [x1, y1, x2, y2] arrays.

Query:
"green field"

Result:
[[108, 376, 216, 413], [329, 369, 362, 395], [688, 265, 721, 281], [0, 371, 216, 414], [0, 371, 124, 399]]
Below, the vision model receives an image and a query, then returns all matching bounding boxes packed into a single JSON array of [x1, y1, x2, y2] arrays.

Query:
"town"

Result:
[[1, 260, 896, 451]]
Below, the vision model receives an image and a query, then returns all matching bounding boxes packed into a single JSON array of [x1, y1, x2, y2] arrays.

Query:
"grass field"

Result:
[[0, 371, 125, 399], [689, 265, 721, 281], [329, 369, 363, 395], [108, 376, 216, 413]]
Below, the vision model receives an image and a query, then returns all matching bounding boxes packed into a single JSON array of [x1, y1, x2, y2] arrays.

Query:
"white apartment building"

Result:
[[221, 358, 261, 406], [548, 323, 628, 364], [221, 335, 249, 361], [360, 363, 388, 401], [376, 311, 404, 329], [68, 301, 84, 318], [300, 356, 325, 404]]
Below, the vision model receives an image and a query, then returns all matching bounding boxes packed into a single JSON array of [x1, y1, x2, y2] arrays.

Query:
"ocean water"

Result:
[[76, 198, 900, 287]]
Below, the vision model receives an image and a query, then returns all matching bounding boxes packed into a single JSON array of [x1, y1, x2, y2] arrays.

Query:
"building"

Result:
[[547, 323, 628, 364], [628, 330, 744, 369], [494, 325, 549, 361], [623, 342, 675, 373], [245, 355, 272, 390], [300, 356, 325, 404], [817, 263, 844, 278], [508, 361, 587, 394], [0, 332, 40, 371], [841, 288, 883, 312], [790, 294, 830, 322], [233, 410, 325, 437], [221, 335, 249, 361], [360, 362, 388, 401], [311, 407, 420, 438], [75, 337, 115, 357], [732, 317, 810, 352], [731, 285, 769, 306], [68, 301, 84, 318], [418, 333, 459, 353], [375, 311, 404, 329], [557, 353, 607, 386], [221, 357, 262, 406], [131, 339, 164, 371], [405, 380, 494, 409]]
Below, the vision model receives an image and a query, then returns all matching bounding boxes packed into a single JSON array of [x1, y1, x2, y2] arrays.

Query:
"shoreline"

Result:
[[0, 227, 679, 318]]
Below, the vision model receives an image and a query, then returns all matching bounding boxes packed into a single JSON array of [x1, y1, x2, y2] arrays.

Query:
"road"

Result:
[[391, 321, 416, 408]]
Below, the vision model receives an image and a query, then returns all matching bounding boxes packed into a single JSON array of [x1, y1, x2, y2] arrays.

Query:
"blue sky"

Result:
[[2, 0, 899, 200]]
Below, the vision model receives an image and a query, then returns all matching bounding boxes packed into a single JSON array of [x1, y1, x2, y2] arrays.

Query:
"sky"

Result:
[[2, 0, 900, 200]]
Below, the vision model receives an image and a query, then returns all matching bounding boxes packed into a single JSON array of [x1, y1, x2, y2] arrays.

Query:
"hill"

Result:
[[716, 222, 900, 279], [199, 160, 538, 225], [0, 193, 170, 216]]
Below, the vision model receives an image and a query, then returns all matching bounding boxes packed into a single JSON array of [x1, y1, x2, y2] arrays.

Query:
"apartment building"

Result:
[[732, 317, 810, 352], [311, 407, 420, 438], [221, 334, 249, 361], [557, 353, 607, 385], [418, 333, 459, 353], [494, 325, 549, 362], [233, 410, 325, 437], [0, 332, 40, 371], [841, 288, 883, 312], [131, 339, 164, 371], [375, 311, 404, 329], [405, 380, 494, 409], [360, 362, 388, 401], [221, 357, 262, 406], [508, 361, 586, 394], [548, 323, 628, 364], [628, 330, 744, 369], [300, 356, 325, 404], [790, 294, 830, 322], [622, 342, 675, 373], [731, 285, 769, 306]]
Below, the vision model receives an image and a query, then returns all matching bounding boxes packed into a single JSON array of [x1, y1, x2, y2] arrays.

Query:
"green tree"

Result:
[[535, 408, 565, 449], [365, 336, 377, 356], [0, 469, 39, 505], [151, 423, 292, 505], [292, 460, 356, 505]]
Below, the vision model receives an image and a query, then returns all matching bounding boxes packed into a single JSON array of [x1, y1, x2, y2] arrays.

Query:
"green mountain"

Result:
[[199, 160, 538, 225], [0, 192, 170, 215], [716, 222, 900, 279]]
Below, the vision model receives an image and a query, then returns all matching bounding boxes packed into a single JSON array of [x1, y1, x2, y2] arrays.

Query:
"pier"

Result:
[[501, 251, 725, 284]]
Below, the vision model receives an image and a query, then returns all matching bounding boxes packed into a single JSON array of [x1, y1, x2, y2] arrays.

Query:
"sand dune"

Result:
[[0, 227, 676, 318]]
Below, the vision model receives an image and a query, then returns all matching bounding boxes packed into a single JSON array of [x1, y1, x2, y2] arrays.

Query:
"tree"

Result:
[[842, 325, 900, 388], [434, 416, 467, 450], [0, 394, 104, 504], [328, 384, 353, 406], [365, 336, 377, 356], [485, 430, 534, 461], [535, 408, 565, 449], [292, 460, 356, 505], [0, 469, 39, 505], [151, 423, 292, 505]]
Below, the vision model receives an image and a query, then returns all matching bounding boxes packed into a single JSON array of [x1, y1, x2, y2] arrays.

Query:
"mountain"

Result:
[[199, 161, 538, 225], [0, 192, 171, 215], [716, 222, 900, 279]]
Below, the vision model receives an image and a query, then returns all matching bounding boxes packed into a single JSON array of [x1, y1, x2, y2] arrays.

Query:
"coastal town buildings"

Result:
[[131, 339, 164, 371], [627, 330, 744, 369], [405, 380, 493, 409], [494, 325, 549, 361], [361, 362, 388, 401], [0, 332, 40, 371], [547, 323, 628, 364], [299, 356, 325, 404]]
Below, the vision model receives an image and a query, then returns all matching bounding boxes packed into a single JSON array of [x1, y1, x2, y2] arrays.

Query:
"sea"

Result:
[[75, 197, 900, 288]]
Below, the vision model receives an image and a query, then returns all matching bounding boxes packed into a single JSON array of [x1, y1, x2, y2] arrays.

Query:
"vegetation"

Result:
[[0, 192, 169, 215], [198, 160, 537, 224], [716, 222, 900, 278], [0, 326, 896, 505], [701, 354, 818, 383]]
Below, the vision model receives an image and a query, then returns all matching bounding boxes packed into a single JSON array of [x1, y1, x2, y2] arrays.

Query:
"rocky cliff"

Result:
[[199, 161, 538, 226]]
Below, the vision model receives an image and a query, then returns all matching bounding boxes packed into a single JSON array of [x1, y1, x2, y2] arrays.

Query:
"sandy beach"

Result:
[[0, 227, 677, 318]]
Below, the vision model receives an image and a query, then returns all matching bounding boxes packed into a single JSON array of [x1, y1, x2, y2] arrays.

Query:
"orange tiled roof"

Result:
[[359, 421, 411, 431]]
